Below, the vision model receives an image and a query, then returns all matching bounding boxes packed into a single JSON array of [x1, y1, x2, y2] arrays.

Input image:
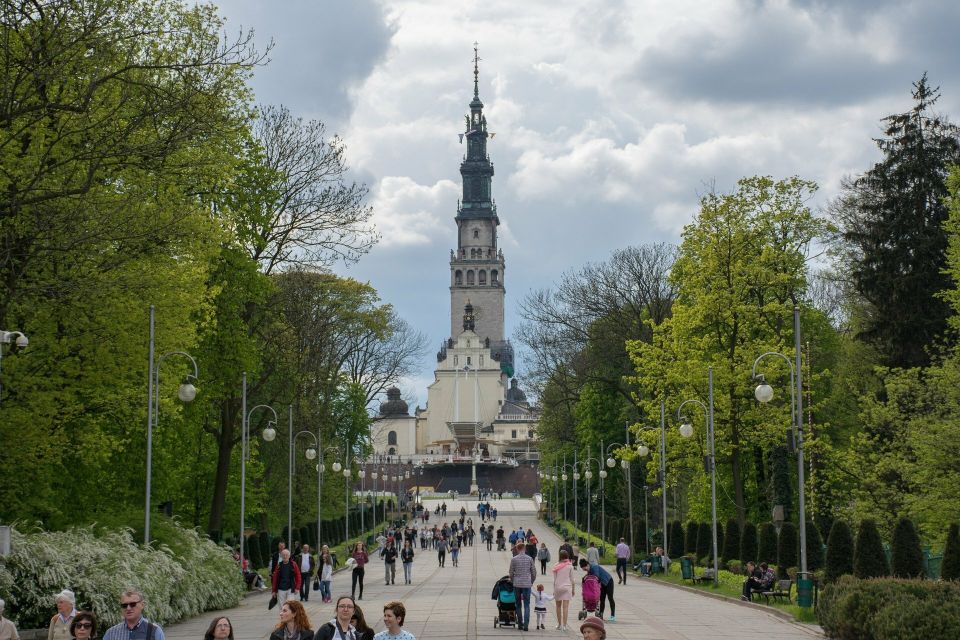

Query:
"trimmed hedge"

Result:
[[740, 521, 758, 563], [758, 522, 778, 565], [722, 518, 740, 564], [825, 519, 854, 583], [696, 522, 711, 565], [777, 522, 798, 578], [817, 576, 960, 640], [669, 521, 684, 558], [942, 523, 960, 581], [685, 521, 698, 555], [854, 519, 889, 578], [890, 518, 923, 578], [805, 520, 825, 572]]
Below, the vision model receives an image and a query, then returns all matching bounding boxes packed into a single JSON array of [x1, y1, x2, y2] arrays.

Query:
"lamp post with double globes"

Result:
[[605, 431, 636, 559], [145, 305, 198, 545], [581, 448, 603, 544], [677, 366, 718, 585], [316, 446, 342, 546], [635, 399, 670, 557], [239, 372, 279, 568], [752, 306, 809, 595]]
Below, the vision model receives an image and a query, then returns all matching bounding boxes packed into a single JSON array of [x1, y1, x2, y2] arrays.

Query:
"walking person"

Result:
[[203, 617, 232, 640], [450, 535, 461, 567], [614, 538, 630, 584], [48, 590, 76, 640], [317, 547, 333, 603], [372, 601, 415, 640], [585, 541, 600, 568], [101, 588, 165, 640], [314, 596, 357, 640], [537, 543, 551, 575], [350, 542, 370, 600], [271, 549, 302, 604], [509, 541, 537, 631], [579, 559, 615, 621], [436, 536, 448, 567], [400, 541, 415, 584], [381, 539, 398, 585], [532, 585, 554, 630], [294, 544, 315, 601], [552, 550, 575, 630], [269, 601, 312, 640], [1, 598, 21, 640]]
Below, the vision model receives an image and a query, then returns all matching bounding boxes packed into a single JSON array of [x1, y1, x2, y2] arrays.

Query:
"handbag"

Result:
[[268, 594, 278, 610], [313, 576, 320, 591]]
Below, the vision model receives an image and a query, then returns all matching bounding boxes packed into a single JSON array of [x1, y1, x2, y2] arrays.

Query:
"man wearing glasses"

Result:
[[102, 589, 164, 640]]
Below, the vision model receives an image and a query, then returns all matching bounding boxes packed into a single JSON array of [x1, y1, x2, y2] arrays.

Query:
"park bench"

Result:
[[692, 568, 715, 584], [761, 579, 793, 604]]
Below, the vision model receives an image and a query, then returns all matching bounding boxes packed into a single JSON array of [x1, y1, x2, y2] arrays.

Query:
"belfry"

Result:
[[371, 47, 539, 494]]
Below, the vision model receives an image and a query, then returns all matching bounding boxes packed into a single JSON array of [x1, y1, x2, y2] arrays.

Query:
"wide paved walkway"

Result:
[[165, 498, 821, 640]]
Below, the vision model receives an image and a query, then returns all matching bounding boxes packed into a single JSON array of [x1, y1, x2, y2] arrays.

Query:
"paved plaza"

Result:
[[165, 499, 822, 640]]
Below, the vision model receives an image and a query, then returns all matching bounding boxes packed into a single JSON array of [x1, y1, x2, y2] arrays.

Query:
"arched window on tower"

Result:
[[491, 270, 499, 284], [478, 270, 486, 285], [388, 431, 398, 446], [473, 229, 479, 239], [467, 270, 475, 285], [455, 270, 462, 285]]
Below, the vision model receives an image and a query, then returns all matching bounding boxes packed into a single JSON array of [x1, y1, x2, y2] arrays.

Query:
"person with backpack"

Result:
[[537, 543, 551, 575]]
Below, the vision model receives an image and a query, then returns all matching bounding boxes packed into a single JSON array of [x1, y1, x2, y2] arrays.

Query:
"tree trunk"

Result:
[[207, 398, 239, 535]]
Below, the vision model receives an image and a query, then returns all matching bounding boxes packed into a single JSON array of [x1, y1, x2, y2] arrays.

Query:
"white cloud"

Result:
[[371, 177, 460, 248]]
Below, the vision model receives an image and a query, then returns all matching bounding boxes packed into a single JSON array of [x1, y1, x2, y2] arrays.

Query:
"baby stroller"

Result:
[[578, 574, 601, 620], [491, 575, 517, 628]]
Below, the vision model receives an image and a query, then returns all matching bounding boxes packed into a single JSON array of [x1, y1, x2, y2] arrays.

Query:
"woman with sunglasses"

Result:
[[203, 617, 233, 640], [269, 601, 312, 640], [350, 605, 374, 640], [69, 612, 97, 640]]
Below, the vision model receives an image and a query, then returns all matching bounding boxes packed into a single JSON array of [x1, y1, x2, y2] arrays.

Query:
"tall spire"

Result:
[[473, 42, 480, 100]]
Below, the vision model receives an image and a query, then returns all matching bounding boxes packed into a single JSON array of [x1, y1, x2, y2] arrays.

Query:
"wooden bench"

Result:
[[761, 579, 793, 604]]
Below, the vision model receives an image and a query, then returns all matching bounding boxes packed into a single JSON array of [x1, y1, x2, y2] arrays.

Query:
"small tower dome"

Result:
[[506, 378, 527, 404], [379, 387, 409, 416]]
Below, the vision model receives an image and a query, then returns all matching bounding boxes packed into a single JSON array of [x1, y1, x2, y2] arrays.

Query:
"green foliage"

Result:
[[942, 524, 960, 581], [854, 520, 889, 578], [817, 576, 960, 640], [834, 74, 960, 368], [890, 518, 924, 578], [770, 445, 793, 520], [669, 521, 684, 557], [805, 520, 825, 573], [740, 521, 758, 563], [685, 521, 699, 555], [722, 518, 741, 564], [696, 522, 711, 565], [758, 522, 778, 565], [825, 520, 855, 583], [777, 522, 798, 578], [0, 522, 242, 629]]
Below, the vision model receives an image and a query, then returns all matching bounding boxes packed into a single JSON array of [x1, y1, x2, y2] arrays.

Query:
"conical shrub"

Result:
[[696, 522, 711, 565], [777, 522, 798, 578], [891, 517, 924, 578], [854, 519, 889, 578], [740, 522, 758, 564], [669, 520, 683, 556], [805, 520, 825, 572], [722, 518, 741, 564], [824, 519, 854, 583], [758, 522, 778, 564], [942, 523, 960, 581], [685, 521, 698, 555], [715, 521, 724, 562]]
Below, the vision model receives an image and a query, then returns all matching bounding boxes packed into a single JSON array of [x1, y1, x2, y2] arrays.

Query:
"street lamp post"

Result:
[[317, 445, 341, 546], [636, 399, 670, 557], [599, 440, 608, 546], [262, 408, 321, 550], [678, 366, 718, 585], [573, 450, 580, 534], [605, 427, 636, 560], [582, 448, 602, 544], [560, 458, 574, 523], [0, 329, 29, 407], [343, 451, 352, 543], [145, 306, 198, 544], [752, 306, 809, 589], [239, 372, 279, 569]]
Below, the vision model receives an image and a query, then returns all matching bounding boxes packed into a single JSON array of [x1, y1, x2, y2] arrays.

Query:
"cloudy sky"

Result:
[[214, 0, 960, 405]]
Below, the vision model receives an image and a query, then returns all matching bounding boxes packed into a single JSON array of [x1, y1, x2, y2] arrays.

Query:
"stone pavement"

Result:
[[165, 498, 822, 640]]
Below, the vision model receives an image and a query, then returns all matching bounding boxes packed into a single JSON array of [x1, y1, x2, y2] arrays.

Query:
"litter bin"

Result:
[[797, 576, 813, 607]]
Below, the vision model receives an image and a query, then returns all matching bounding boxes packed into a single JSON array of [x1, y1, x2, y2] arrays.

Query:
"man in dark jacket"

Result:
[[381, 540, 398, 585], [293, 544, 315, 601], [271, 549, 302, 603]]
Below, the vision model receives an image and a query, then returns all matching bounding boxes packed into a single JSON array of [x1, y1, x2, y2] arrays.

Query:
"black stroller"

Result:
[[491, 575, 517, 628]]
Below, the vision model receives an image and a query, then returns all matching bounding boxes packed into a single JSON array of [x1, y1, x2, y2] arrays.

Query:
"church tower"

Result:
[[450, 46, 506, 353]]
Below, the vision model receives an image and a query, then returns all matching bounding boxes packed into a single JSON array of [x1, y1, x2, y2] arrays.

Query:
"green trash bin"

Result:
[[680, 557, 693, 580], [797, 577, 814, 607]]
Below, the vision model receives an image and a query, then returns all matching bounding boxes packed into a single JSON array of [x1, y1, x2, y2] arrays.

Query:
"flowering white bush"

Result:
[[0, 522, 243, 629]]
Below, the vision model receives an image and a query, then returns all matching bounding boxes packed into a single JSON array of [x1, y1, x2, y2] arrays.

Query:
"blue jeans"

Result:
[[319, 580, 331, 601], [515, 587, 532, 628]]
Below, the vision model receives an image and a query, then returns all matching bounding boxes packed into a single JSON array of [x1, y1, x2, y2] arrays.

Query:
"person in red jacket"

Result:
[[272, 549, 302, 603]]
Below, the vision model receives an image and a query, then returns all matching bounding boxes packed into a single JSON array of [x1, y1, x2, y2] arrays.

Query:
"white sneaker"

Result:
[[555, 625, 562, 630]]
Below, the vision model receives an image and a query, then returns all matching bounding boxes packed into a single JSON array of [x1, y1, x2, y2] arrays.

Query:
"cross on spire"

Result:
[[473, 42, 481, 99]]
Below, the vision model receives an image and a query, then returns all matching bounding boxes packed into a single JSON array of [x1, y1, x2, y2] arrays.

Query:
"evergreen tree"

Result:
[[723, 518, 741, 564], [825, 520, 855, 583], [740, 522, 758, 563], [770, 445, 793, 520], [696, 522, 711, 564], [777, 522, 798, 578], [685, 521, 699, 555], [891, 517, 924, 578], [669, 520, 684, 558], [942, 523, 960, 581], [715, 521, 725, 563], [835, 74, 960, 368], [854, 519, 889, 578], [758, 522, 778, 565], [805, 520, 825, 573]]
